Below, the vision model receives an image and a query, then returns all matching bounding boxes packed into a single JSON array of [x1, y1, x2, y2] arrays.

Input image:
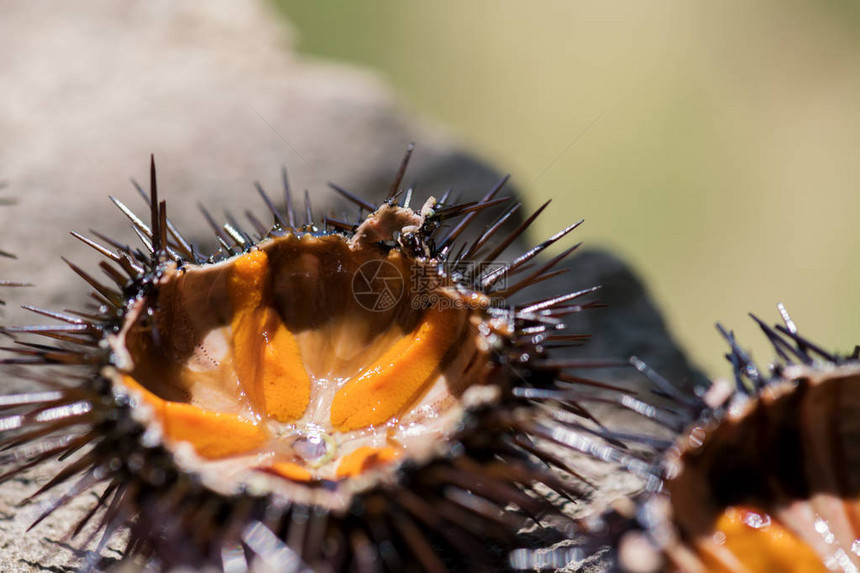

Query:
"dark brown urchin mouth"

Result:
[[0, 151, 646, 572]]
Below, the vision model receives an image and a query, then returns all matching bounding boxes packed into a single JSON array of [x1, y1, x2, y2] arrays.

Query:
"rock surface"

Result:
[[0, 1, 703, 571]]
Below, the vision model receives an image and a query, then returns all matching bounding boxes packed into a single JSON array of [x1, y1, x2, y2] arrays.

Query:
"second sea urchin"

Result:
[[584, 309, 860, 573]]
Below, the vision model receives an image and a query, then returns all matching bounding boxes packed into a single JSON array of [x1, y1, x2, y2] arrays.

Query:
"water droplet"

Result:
[[742, 510, 771, 529]]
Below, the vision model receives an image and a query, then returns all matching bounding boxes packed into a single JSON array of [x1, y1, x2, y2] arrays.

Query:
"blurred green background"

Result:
[[273, 0, 860, 376]]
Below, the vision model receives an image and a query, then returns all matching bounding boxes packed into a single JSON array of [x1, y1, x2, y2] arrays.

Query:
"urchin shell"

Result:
[[0, 152, 648, 572]]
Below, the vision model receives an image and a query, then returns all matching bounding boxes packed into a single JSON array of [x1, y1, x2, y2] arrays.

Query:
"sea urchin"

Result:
[[0, 150, 645, 572], [607, 309, 860, 573]]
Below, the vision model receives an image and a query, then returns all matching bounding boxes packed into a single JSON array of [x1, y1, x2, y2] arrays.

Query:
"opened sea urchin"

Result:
[[0, 151, 644, 572]]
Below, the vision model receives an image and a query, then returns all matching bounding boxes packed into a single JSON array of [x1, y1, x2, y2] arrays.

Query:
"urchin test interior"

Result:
[[117, 235, 488, 484]]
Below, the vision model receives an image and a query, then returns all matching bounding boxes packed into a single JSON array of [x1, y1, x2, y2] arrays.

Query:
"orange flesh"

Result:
[[228, 250, 311, 422], [336, 446, 402, 479], [160, 402, 268, 459], [123, 376, 268, 460], [269, 462, 313, 482], [330, 306, 461, 431], [697, 507, 828, 573]]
